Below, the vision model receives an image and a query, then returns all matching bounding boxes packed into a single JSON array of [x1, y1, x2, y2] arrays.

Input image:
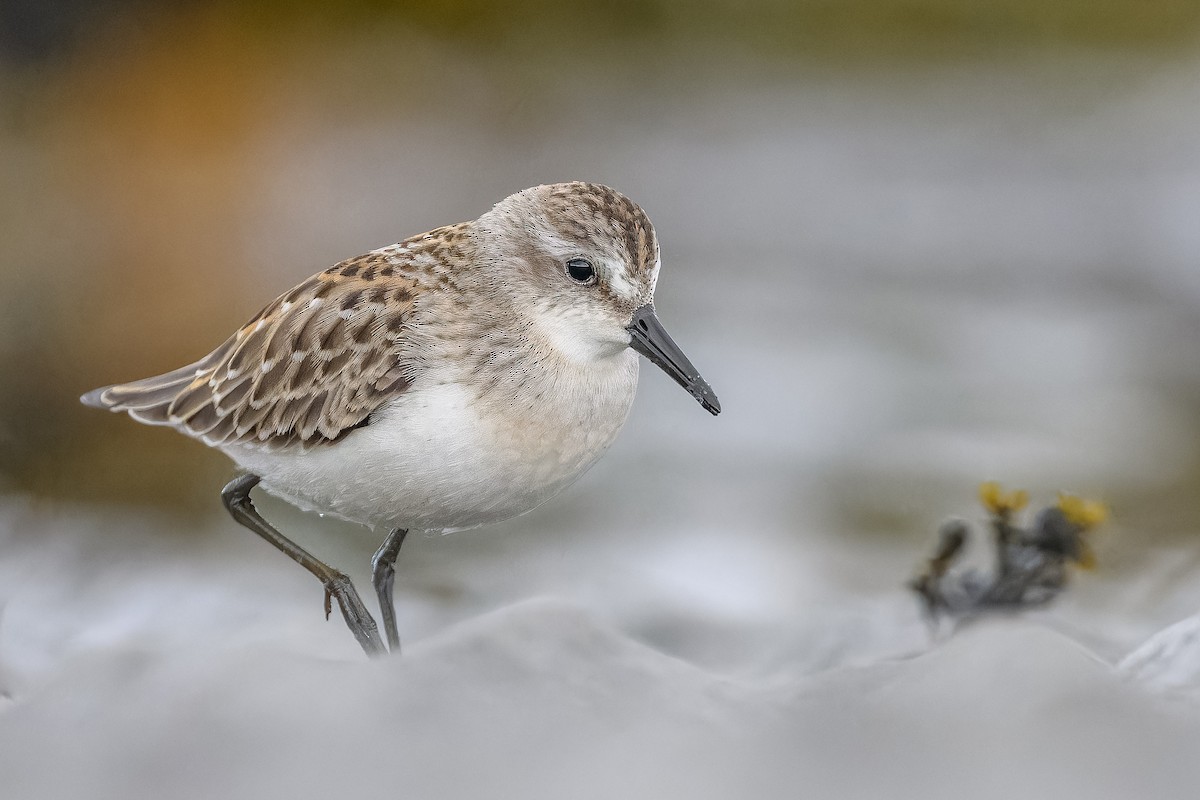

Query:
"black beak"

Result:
[[626, 304, 721, 416]]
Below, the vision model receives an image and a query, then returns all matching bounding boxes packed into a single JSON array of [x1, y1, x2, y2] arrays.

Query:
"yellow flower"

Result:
[[978, 481, 1029, 516], [1074, 543, 1098, 571], [1057, 493, 1108, 531]]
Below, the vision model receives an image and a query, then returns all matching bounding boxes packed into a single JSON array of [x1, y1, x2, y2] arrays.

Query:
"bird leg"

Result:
[[220, 473, 387, 658], [371, 527, 409, 652]]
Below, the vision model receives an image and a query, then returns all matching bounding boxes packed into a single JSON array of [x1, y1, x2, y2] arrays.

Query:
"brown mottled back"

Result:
[[82, 248, 429, 450]]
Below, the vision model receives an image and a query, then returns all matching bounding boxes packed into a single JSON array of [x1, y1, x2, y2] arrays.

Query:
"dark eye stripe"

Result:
[[565, 258, 596, 285]]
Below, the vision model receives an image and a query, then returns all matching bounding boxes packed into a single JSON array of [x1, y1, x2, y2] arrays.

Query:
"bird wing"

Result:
[[82, 250, 422, 450]]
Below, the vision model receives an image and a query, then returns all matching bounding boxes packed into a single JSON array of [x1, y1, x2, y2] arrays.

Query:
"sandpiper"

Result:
[[82, 182, 720, 657]]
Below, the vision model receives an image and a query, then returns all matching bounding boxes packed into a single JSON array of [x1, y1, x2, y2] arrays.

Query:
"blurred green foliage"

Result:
[[238, 0, 1200, 58], [6, 0, 1200, 68]]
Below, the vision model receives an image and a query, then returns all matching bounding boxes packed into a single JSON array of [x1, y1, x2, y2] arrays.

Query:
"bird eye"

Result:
[[565, 258, 596, 285]]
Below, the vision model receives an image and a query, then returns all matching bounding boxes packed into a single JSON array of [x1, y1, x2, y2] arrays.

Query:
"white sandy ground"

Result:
[[3, 492, 1200, 800]]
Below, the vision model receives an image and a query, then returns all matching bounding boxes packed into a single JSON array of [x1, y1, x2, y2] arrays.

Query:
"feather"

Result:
[[83, 249, 424, 450]]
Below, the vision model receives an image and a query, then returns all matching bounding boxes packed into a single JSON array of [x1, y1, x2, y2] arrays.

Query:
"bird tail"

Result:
[[80, 361, 205, 425]]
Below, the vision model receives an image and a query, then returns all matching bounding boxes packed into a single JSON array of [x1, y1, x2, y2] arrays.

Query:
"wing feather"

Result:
[[83, 251, 422, 450]]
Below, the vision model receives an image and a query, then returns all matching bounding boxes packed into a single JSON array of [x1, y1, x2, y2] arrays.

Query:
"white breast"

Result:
[[223, 350, 640, 531]]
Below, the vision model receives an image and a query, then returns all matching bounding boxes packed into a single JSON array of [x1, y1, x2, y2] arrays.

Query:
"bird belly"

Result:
[[222, 355, 638, 530]]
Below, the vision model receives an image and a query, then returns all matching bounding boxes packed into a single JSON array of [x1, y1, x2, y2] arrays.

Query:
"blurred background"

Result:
[[4, 2, 1200, 797], [4, 0, 1200, 635]]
